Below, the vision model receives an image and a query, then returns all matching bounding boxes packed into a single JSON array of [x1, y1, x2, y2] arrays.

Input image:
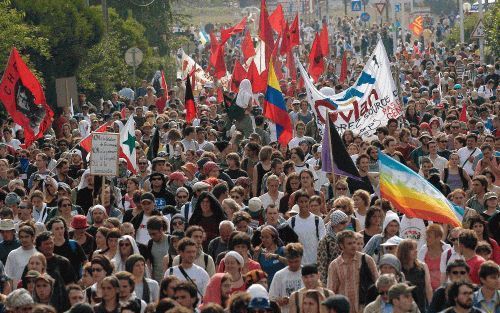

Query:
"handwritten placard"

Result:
[[90, 133, 119, 176]]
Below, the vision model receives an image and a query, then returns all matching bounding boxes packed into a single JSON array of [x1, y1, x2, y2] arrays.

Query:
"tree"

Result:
[[424, 0, 456, 15], [11, 0, 104, 103], [0, 0, 50, 76]]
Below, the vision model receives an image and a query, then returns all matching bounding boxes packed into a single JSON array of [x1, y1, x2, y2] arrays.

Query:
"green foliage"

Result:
[[77, 6, 176, 101], [446, 4, 498, 62], [0, 0, 50, 79], [424, 0, 456, 15], [10, 0, 104, 103]]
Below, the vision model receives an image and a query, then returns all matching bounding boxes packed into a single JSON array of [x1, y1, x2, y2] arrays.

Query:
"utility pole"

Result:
[[459, 0, 465, 43], [391, 1, 397, 55], [478, 0, 484, 63], [102, 0, 109, 34]]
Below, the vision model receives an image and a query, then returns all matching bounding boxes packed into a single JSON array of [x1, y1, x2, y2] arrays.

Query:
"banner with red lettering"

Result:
[[297, 40, 402, 138]]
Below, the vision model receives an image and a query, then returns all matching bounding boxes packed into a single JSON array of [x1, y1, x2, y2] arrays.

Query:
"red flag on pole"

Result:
[[161, 70, 169, 100], [221, 17, 247, 45], [248, 61, 268, 93], [0, 48, 54, 148], [80, 122, 110, 152], [320, 23, 330, 57], [185, 74, 197, 124], [459, 101, 467, 122], [208, 32, 220, 71], [269, 4, 285, 34], [231, 61, 248, 92], [213, 44, 227, 79], [339, 52, 348, 84], [242, 31, 256, 62], [217, 87, 224, 103], [308, 33, 325, 82], [259, 0, 274, 62], [289, 14, 300, 48], [280, 22, 291, 56]]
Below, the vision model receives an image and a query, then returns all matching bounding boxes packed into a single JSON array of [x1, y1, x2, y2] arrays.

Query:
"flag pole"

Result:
[[325, 109, 336, 201]]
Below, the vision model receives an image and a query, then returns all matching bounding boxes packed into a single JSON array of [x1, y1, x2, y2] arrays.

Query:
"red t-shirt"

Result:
[[466, 254, 485, 284]]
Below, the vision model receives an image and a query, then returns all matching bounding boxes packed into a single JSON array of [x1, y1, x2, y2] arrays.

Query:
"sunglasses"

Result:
[[172, 221, 184, 226], [451, 270, 467, 275], [139, 162, 148, 165]]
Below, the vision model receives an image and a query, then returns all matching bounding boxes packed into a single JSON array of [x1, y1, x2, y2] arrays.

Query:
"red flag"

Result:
[[242, 31, 256, 62], [161, 70, 169, 100], [280, 22, 291, 56], [248, 61, 268, 93], [80, 122, 109, 152], [221, 17, 247, 45], [320, 23, 330, 57], [208, 32, 220, 71], [339, 52, 348, 84], [217, 87, 224, 103], [231, 61, 248, 92], [213, 45, 227, 79], [308, 33, 325, 82], [459, 101, 467, 122], [259, 0, 274, 62], [286, 49, 297, 80], [185, 74, 197, 124], [120, 106, 127, 119], [269, 4, 285, 34], [0, 48, 54, 148], [289, 14, 300, 48]]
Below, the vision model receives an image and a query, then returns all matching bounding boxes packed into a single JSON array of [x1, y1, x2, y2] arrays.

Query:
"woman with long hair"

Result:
[[442, 153, 471, 192], [397, 239, 432, 313], [405, 102, 420, 125], [33, 274, 56, 309], [252, 146, 273, 197], [352, 190, 370, 230], [93, 227, 110, 257], [188, 191, 226, 250], [341, 130, 355, 146], [94, 276, 121, 313], [19, 253, 47, 291], [359, 206, 384, 246], [95, 228, 121, 260], [279, 172, 301, 214], [467, 216, 500, 263], [417, 225, 451, 291], [201, 273, 232, 308], [85, 255, 115, 305], [125, 254, 159, 303], [254, 226, 287, 284], [42, 177, 58, 207]]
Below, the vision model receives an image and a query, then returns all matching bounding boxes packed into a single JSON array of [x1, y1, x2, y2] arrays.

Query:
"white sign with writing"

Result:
[[90, 133, 119, 176]]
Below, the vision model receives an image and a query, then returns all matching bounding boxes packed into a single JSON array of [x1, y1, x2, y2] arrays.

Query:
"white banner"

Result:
[[297, 40, 403, 138]]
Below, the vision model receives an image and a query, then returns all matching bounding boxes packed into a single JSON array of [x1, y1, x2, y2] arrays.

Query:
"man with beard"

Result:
[[443, 281, 483, 313], [87, 205, 107, 237]]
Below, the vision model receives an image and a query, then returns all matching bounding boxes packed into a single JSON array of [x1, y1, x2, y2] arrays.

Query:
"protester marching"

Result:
[[0, 0, 498, 313]]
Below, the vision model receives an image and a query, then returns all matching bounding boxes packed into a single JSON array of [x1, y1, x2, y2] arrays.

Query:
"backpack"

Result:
[[291, 215, 320, 240], [168, 254, 209, 271]]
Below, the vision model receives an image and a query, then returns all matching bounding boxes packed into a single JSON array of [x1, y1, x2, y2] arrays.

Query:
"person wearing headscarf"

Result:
[[201, 273, 232, 308], [112, 235, 141, 272], [317, 210, 349, 285], [76, 169, 95, 214], [233, 79, 255, 137]]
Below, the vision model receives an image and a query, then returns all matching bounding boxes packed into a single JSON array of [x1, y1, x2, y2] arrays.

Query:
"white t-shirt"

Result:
[[354, 211, 366, 231], [136, 214, 170, 245], [429, 154, 448, 175], [269, 267, 304, 313], [5, 246, 37, 281], [259, 192, 284, 210], [457, 146, 481, 176], [399, 215, 427, 249], [165, 264, 210, 296], [287, 213, 326, 264], [439, 247, 463, 273]]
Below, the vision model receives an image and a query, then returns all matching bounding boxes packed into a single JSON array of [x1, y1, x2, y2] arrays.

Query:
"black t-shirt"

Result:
[[224, 168, 248, 180], [54, 240, 88, 280], [347, 175, 374, 194]]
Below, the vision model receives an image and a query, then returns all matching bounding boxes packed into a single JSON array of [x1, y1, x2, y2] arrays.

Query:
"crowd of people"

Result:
[[0, 11, 498, 313]]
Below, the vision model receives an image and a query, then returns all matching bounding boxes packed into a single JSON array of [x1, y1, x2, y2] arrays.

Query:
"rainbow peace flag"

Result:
[[264, 61, 293, 145], [379, 151, 462, 227]]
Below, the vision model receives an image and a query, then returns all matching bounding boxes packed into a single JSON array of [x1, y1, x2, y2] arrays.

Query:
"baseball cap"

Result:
[[388, 283, 416, 302], [140, 192, 155, 203]]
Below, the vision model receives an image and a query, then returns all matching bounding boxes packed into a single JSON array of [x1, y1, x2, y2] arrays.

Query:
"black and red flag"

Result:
[[185, 73, 197, 124], [0, 48, 54, 148]]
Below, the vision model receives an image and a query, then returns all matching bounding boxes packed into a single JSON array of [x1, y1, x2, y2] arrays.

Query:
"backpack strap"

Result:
[[204, 254, 209, 270], [169, 267, 174, 276], [295, 292, 300, 313], [184, 203, 190, 221], [291, 216, 296, 229], [444, 168, 449, 183], [446, 248, 453, 264], [69, 240, 77, 253], [315, 216, 320, 240]]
